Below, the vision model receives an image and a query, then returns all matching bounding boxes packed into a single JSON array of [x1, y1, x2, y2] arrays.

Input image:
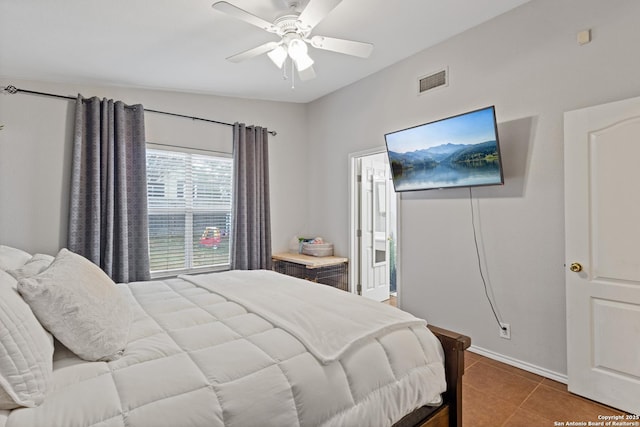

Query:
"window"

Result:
[[146, 147, 233, 276]]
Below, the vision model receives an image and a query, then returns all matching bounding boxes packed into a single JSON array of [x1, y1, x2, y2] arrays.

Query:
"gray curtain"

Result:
[[67, 95, 150, 283], [231, 123, 272, 270]]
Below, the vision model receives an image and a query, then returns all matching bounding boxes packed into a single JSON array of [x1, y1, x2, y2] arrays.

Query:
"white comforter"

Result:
[[2, 270, 446, 427]]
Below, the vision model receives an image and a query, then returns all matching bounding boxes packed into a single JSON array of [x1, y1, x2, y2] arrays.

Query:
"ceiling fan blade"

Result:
[[227, 41, 279, 63], [297, 0, 343, 30], [298, 65, 316, 81], [309, 36, 373, 58], [212, 1, 278, 33]]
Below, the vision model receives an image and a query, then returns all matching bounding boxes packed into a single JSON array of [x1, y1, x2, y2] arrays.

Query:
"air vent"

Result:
[[418, 69, 448, 94]]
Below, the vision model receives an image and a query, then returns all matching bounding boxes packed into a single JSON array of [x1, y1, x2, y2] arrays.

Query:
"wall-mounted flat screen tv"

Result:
[[384, 106, 504, 192]]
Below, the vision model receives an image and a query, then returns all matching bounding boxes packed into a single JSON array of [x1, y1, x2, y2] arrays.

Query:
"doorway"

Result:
[[349, 149, 398, 304]]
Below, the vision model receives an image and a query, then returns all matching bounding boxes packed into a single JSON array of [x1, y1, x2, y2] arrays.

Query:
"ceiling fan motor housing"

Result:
[[274, 14, 310, 38]]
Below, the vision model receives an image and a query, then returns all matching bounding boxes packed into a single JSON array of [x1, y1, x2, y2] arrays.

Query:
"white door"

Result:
[[359, 154, 390, 301], [565, 96, 640, 414]]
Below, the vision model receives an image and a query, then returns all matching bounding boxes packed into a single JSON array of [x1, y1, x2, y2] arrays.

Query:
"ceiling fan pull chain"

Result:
[[291, 59, 296, 90]]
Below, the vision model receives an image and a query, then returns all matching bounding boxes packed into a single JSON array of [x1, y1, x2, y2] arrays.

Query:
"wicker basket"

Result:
[[301, 243, 334, 257]]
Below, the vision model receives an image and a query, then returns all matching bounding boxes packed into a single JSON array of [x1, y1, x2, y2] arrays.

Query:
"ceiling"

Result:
[[0, 0, 530, 103]]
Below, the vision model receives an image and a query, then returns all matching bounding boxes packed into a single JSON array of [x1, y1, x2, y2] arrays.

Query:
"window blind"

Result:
[[146, 148, 233, 275]]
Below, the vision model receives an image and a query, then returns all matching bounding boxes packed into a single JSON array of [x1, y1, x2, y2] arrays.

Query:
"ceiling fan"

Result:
[[211, 0, 374, 83]]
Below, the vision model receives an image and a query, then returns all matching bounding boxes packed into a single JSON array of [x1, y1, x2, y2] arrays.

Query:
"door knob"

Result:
[[570, 262, 583, 273]]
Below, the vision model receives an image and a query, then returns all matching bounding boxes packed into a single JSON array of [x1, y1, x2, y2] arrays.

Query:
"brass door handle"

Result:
[[570, 262, 583, 273]]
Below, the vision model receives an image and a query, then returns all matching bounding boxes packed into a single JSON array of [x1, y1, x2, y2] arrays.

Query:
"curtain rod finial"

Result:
[[3, 85, 18, 94]]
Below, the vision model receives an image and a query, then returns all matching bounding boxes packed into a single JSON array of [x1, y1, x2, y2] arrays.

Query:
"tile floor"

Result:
[[463, 351, 627, 426], [386, 294, 397, 307]]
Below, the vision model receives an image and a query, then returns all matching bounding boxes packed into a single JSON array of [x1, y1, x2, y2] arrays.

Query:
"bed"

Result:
[[0, 246, 469, 427]]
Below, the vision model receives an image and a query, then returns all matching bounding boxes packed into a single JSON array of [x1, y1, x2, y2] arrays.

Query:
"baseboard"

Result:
[[468, 345, 568, 384]]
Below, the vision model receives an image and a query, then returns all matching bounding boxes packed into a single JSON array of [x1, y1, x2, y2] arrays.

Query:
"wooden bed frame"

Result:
[[393, 325, 471, 427]]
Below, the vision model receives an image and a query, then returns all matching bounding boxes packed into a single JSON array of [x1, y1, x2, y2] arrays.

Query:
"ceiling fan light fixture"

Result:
[[287, 38, 307, 60], [287, 38, 314, 71], [267, 45, 287, 68], [293, 53, 314, 71]]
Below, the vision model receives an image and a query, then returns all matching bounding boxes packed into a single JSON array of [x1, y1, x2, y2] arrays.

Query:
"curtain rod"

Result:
[[2, 85, 277, 136]]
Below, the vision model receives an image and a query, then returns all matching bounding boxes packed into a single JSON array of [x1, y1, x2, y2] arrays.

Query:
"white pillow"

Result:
[[18, 249, 132, 362], [0, 245, 31, 271], [7, 254, 55, 282], [0, 269, 54, 410]]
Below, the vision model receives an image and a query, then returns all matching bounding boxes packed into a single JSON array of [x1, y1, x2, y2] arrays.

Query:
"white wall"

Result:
[[0, 78, 309, 256], [306, 0, 640, 376]]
